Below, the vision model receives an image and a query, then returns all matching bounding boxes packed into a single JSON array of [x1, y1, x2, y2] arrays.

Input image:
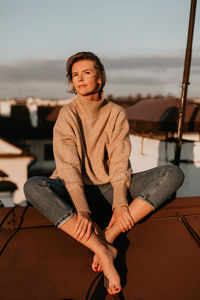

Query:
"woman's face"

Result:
[[71, 60, 101, 96]]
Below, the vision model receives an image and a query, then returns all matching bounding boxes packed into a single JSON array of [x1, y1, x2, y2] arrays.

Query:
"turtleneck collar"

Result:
[[76, 93, 108, 117]]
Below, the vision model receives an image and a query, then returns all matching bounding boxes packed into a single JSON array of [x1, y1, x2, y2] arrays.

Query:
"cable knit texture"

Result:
[[51, 95, 132, 213]]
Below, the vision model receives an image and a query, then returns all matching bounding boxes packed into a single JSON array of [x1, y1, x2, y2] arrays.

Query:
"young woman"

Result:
[[24, 51, 184, 295]]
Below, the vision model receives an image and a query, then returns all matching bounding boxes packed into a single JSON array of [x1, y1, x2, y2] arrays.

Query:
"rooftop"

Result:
[[0, 196, 200, 299], [126, 97, 200, 134]]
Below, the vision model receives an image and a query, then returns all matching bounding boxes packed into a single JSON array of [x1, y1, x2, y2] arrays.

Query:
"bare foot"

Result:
[[104, 276, 120, 295], [92, 229, 112, 273], [92, 253, 103, 272], [97, 243, 121, 295]]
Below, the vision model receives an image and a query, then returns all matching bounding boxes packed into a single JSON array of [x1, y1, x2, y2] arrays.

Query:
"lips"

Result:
[[78, 84, 87, 88]]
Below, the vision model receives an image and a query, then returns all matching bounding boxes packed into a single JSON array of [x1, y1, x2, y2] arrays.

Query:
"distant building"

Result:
[[0, 97, 72, 206], [126, 97, 200, 197], [1, 96, 200, 206], [0, 97, 73, 178], [0, 137, 34, 206]]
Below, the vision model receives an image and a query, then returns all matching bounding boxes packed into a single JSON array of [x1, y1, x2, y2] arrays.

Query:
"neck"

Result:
[[77, 91, 102, 102]]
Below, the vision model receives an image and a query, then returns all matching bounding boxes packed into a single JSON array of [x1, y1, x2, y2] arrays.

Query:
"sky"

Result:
[[0, 0, 200, 99]]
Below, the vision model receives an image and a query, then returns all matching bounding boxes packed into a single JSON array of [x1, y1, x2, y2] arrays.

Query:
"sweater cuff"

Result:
[[67, 185, 91, 213], [112, 181, 128, 209]]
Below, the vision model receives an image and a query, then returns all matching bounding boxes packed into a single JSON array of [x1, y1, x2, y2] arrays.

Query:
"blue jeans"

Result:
[[23, 165, 184, 229]]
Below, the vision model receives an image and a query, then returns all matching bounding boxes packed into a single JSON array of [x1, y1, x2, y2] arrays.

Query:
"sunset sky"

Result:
[[1, 0, 200, 98]]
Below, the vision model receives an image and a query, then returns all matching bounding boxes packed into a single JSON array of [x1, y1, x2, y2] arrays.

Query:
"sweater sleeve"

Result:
[[53, 108, 90, 213], [108, 109, 132, 209]]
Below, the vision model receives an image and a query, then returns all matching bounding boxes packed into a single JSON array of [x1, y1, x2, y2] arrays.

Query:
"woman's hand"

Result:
[[107, 206, 134, 232], [74, 211, 93, 242]]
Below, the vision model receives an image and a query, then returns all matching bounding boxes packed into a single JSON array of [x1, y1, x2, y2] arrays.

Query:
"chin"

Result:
[[78, 90, 96, 96], [77, 91, 89, 96]]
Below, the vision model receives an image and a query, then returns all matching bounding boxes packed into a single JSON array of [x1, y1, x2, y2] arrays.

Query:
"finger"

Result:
[[128, 216, 135, 228], [77, 221, 88, 241], [124, 220, 132, 231], [115, 217, 123, 231], [75, 217, 84, 235], [127, 211, 135, 227], [118, 219, 126, 232], [74, 216, 82, 234], [122, 213, 133, 230], [127, 212, 135, 229], [83, 222, 92, 242], [120, 214, 131, 231], [93, 224, 99, 235], [124, 215, 133, 230], [120, 217, 130, 232], [76, 218, 87, 239]]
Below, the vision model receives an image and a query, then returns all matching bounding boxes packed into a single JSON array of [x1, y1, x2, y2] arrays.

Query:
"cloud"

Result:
[[108, 75, 163, 85], [0, 55, 199, 84], [0, 59, 65, 83], [103, 55, 200, 70], [0, 80, 67, 99], [190, 67, 200, 74], [0, 55, 199, 98]]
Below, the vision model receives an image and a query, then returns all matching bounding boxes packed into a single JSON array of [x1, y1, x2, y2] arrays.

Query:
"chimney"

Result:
[[26, 97, 38, 127]]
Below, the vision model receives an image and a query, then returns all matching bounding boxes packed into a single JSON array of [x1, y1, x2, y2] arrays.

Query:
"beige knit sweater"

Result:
[[51, 96, 132, 213]]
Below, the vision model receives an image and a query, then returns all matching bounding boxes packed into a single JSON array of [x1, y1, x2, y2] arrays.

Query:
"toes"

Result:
[[92, 261, 98, 272], [107, 287, 120, 295], [97, 263, 103, 272], [92, 264, 98, 272], [104, 278, 121, 295], [92, 255, 100, 272], [107, 285, 113, 295], [92, 256, 102, 272]]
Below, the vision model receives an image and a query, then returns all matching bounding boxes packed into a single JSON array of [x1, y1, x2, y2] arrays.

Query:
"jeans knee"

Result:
[[165, 165, 185, 187], [23, 176, 43, 196], [174, 165, 185, 186]]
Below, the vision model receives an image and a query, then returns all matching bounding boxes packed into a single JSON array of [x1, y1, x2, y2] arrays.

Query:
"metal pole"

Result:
[[174, 0, 197, 166]]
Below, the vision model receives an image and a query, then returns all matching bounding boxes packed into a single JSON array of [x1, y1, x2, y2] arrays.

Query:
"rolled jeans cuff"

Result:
[[56, 209, 76, 228], [137, 195, 156, 210]]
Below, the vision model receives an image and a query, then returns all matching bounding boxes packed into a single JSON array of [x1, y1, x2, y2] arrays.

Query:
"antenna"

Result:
[[174, 0, 197, 166]]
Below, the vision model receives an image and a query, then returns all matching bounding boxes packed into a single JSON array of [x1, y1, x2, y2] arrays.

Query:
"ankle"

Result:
[[94, 242, 109, 258], [105, 229, 116, 244]]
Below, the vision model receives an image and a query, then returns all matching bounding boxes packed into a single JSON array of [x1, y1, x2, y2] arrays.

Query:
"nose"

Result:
[[78, 73, 83, 81]]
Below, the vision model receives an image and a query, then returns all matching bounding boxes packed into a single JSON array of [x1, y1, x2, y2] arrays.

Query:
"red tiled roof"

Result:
[[126, 98, 200, 133]]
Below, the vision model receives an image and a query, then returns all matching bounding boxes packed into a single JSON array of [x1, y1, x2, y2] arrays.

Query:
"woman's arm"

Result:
[[108, 109, 134, 231], [53, 107, 93, 240], [53, 107, 90, 212]]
